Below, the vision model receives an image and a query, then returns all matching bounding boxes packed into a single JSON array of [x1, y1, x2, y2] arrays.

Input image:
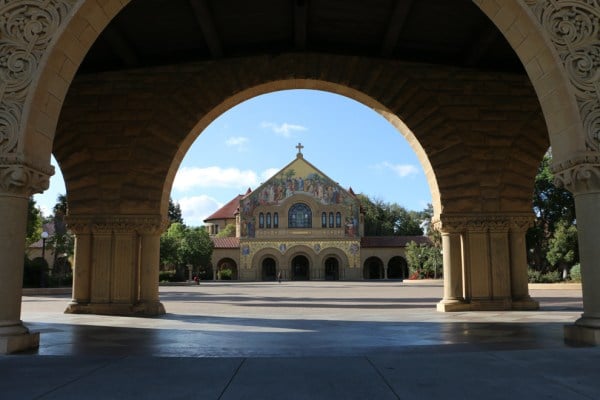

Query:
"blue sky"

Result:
[[35, 89, 432, 226]]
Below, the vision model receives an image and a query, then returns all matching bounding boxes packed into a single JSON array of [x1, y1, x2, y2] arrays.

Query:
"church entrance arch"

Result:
[[216, 258, 238, 280], [262, 258, 277, 281], [324, 257, 340, 281], [292, 255, 310, 281], [388, 256, 408, 280], [364, 257, 384, 280]]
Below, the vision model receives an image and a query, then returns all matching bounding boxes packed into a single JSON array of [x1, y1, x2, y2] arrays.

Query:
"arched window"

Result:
[[259, 213, 265, 229], [321, 212, 327, 228], [336, 212, 342, 228], [266, 212, 272, 228], [289, 203, 312, 228], [274, 212, 279, 228], [329, 212, 334, 228]]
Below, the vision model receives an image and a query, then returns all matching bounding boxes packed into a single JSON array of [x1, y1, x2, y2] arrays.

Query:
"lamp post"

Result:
[[41, 231, 49, 287]]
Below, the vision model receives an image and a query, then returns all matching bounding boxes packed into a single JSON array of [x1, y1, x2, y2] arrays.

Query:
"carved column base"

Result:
[[436, 299, 470, 312], [65, 301, 166, 317], [0, 322, 40, 354], [511, 297, 540, 311]]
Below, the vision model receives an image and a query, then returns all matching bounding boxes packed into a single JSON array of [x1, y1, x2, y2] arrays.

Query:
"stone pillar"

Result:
[[137, 229, 166, 315], [510, 217, 539, 310], [65, 215, 166, 316], [556, 159, 600, 344], [437, 213, 536, 312], [436, 227, 469, 311], [0, 163, 51, 353], [67, 221, 92, 308]]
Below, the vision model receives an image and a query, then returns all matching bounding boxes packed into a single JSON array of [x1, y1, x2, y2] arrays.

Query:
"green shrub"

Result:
[[528, 269, 562, 283], [539, 270, 562, 283], [570, 264, 581, 282], [159, 270, 177, 282], [219, 268, 232, 280], [527, 269, 541, 283]]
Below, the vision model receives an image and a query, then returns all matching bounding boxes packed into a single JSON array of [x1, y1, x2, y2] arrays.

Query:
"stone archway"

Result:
[[363, 257, 384, 280], [324, 257, 340, 281], [261, 257, 277, 281], [2, 0, 600, 353], [216, 258, 238, 281], [291, 255, 310, 281], [388, 256, 408, 280]]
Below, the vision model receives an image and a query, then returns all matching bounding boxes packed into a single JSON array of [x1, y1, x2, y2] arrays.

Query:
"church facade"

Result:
[[204, 146, 430, 281]]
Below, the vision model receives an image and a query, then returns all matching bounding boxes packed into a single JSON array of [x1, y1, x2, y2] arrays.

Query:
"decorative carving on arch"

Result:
[[525, 0, 600, 150], [0, 0, 76, 156]]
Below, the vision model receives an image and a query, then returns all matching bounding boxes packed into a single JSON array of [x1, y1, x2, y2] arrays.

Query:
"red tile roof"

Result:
[[204, 195, 244, 222], [212, 237, 240, 249], [361, 236, 431, 248]]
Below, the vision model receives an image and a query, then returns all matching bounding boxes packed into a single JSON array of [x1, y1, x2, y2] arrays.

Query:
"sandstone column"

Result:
[[437, 230, 469, 311], [137, 224, 166, 315], [434, 217, 469, 311], [557, 160, 600, 344], [0, 163, 50, 353], [66, 218, 92, 311], [509, 216, 538, 310], [65, 215, 166, 316]]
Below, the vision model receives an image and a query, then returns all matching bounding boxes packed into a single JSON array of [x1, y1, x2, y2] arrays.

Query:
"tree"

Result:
[[527, 152, 576, 272], [357, 194, 424, 236], [216, 223, 236, 238], [26, 197, 43, 246], [405, 240, 442, 279], [168, 198, 184, 225], [48, 194, 74, 279], [546, 221, 578, 279], [159, 223, 214, 280]]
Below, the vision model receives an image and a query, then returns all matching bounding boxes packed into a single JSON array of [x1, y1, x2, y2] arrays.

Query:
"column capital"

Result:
[[552, 153, 600, 195], [434, 213, 532, 234], [0, 159, 53, 197], [67, 215, 168, 235]]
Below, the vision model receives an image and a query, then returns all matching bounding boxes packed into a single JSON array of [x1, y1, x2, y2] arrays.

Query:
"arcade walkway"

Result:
[[3, 281, 599, 399]]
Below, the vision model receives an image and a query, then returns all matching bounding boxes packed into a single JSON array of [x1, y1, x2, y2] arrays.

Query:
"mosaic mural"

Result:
[[240, 157, 360, 238]]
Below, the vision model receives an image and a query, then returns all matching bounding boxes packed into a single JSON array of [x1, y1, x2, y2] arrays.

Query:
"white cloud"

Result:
[[225, 136, 249, 151], [261, 121, 307, 138], [177, 195, 223, 226], [173, 166, 260, 191], [260, 168, 279, 182], [370, 162, 420, 178]]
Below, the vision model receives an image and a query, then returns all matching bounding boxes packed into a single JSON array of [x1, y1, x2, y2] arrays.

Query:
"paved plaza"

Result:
[[3, 281, 600, 399]]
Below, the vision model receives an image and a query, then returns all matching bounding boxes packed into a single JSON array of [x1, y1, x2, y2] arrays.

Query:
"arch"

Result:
[[16, 0, 584, 223], [216, 258, 238, 281], [472, 1, 585, 162], [324, 257, 340, 281], [291, 255, 310, 281], [261, 257, 277, 281], [363, 257, 384, 280], [388, 256, 408, 280]]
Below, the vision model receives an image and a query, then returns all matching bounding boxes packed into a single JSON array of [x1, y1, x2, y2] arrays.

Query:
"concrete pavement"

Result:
[[2, 281, 599, 399]]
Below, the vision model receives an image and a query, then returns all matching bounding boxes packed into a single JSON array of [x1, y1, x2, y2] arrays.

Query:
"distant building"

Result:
[[204, 145, 430, 280]]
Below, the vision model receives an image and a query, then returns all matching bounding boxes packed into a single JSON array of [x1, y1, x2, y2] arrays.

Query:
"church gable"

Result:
[[239, 147, 361, 239], [242, 156, 356, 209]]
